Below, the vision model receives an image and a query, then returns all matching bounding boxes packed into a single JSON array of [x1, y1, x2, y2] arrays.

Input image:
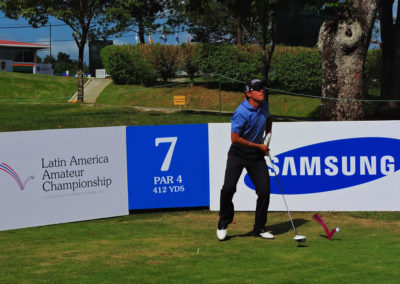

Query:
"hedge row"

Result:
[[101, 44, 381, 95]]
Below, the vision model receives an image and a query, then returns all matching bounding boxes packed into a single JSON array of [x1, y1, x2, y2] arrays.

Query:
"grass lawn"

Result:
[[0, 210, 399, 283], [97, 82, 321, 119], [0, 72, 82, 102], [0, 74, 398, 283], [0, 103, 231, 132]]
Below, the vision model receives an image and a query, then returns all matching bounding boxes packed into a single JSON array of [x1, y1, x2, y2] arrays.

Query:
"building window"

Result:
[[14, 50, 24, 62], [0, 48, 13, 60], [24, 50, 34, 62]]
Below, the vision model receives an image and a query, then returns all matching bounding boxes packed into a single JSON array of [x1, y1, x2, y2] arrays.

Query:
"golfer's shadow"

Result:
[[226, 218, 309, 240], [269, 219, 309, 236]]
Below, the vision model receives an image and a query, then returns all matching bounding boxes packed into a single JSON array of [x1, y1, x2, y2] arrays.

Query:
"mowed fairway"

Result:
[[0, 211, 399, 283]]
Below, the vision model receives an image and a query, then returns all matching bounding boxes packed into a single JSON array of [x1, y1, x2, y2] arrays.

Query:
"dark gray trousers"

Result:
[[218, 146, 270, 234]]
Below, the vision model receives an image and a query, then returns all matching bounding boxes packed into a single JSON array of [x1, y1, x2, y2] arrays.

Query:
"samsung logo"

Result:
[[266, 155, 395, 177], [244, 137, 400, 194]]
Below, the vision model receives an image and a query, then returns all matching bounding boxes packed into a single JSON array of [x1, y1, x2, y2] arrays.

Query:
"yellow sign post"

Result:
[[174, 96, 186, 107]]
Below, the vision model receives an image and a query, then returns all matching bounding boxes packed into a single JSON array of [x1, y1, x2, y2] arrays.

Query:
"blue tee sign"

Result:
[[126, 125, 210, 209]]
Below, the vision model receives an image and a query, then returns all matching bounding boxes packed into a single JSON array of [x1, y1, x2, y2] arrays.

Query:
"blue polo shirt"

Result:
[[231, 99, 270, 153]]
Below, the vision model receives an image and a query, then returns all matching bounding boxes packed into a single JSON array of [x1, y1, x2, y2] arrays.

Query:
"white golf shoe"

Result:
[[216, 228, 227, 241], [259, 228, 274, 239]]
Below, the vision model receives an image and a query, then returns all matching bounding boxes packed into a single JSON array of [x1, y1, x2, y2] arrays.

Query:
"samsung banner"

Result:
[[126, 125, 209, 209], [0, 127, 129, 231], [209, 121, 400, 211]]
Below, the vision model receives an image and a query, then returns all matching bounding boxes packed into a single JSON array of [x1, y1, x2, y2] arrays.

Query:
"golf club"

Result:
[[264, 133, 306, 246]]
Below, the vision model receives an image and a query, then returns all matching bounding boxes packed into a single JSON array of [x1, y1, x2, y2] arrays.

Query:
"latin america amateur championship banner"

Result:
[[209, 121, 400, 211], [0, 127, 129, 231]]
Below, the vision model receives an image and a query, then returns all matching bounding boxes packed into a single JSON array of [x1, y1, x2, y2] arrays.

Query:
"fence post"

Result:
[[219, 75, 222, 114]]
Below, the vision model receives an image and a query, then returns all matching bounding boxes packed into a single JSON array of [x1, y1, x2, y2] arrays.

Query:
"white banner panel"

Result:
[[0, 127, 128, 231], [33, 63, 53, 75], [0, 59, 12, 72], [209, 121, 400, 211]]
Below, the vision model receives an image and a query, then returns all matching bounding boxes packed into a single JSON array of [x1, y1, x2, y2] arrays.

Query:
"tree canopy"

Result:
[[0, 0, 117, 102]]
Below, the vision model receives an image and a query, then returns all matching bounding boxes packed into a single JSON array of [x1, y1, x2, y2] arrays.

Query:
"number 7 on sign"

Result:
[[155, 137, 178, 171]]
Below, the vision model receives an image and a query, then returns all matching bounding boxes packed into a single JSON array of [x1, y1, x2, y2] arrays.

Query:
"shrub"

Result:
[[100, 45, 156, 85], [194, 44, 262, 85], [179, 43, 200, 83], [101, 43, 325, 93], [272, 47, 322, 95], [145, 44, 181, 83]]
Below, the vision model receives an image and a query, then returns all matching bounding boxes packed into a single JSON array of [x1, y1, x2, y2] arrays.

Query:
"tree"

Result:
[[221, 0, 252, 45], [379, 0, 400, 115], [108, 0, 166, 44], [55, 52, 75, 74], [0, 0, 116, 102], [318, 0, 380, 120], [170, 0, 278, 87], [168, 0, 235, 43], [248, 0, 279, 86], [43, 55, 56, 66]]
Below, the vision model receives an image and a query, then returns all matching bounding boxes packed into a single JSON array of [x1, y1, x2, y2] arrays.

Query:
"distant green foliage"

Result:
[[179, 43, 199, 82], [42, 52, 89, 75], [194, 44, 262, 83], [100, 45, 156, 85], [365, 49, 381, 87], [146, 44, 181, 83], [101, 43, 326, 94], [272, 47, 322, 95]]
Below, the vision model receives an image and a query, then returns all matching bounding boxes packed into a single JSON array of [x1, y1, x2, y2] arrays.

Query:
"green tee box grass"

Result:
[[0, 72, 81, 102], [0, 211, 399, 283]]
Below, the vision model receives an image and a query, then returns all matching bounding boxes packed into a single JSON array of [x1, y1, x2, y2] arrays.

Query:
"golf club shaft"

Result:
[[268, 153, 297, 236]]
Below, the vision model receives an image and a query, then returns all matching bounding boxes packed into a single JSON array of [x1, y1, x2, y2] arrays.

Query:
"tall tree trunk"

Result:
[[139, 21, 145, 44], [265, 11, 276, 87], [379, 1, 400, 115], [261, 20, 268, 84], [318, 0, 379, 120], [77, 43, 85, 103], [237, 15, 242, 45], [260, 12, 275, 99]]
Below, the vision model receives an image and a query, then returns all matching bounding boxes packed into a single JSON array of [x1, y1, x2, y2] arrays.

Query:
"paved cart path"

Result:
[[69, 78, 112, 103]]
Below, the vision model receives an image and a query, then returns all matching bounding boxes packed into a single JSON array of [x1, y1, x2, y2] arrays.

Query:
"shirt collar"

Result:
[[243, 99, 264, 111], [242, 99, 256, 110]]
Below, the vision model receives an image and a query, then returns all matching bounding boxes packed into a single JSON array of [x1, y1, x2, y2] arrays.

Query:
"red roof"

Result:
[[0, 39, 49, 49]]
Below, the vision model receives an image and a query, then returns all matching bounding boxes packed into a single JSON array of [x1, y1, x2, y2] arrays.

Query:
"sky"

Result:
[[0, 13, 190, 64], [0, 1, 397, 64]]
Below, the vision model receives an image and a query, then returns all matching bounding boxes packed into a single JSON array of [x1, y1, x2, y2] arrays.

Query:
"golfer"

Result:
[[217, 78, 273, 241]]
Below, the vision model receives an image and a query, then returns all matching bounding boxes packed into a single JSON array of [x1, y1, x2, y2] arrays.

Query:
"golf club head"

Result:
[[294, 235, 306, 242]]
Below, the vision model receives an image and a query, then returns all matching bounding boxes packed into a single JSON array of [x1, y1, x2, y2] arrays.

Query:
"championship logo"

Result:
[[0, 162, 34, 190]]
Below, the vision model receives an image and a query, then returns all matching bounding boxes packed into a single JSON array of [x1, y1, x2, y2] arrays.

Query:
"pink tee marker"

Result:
[[313, 214, 340, 240]]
